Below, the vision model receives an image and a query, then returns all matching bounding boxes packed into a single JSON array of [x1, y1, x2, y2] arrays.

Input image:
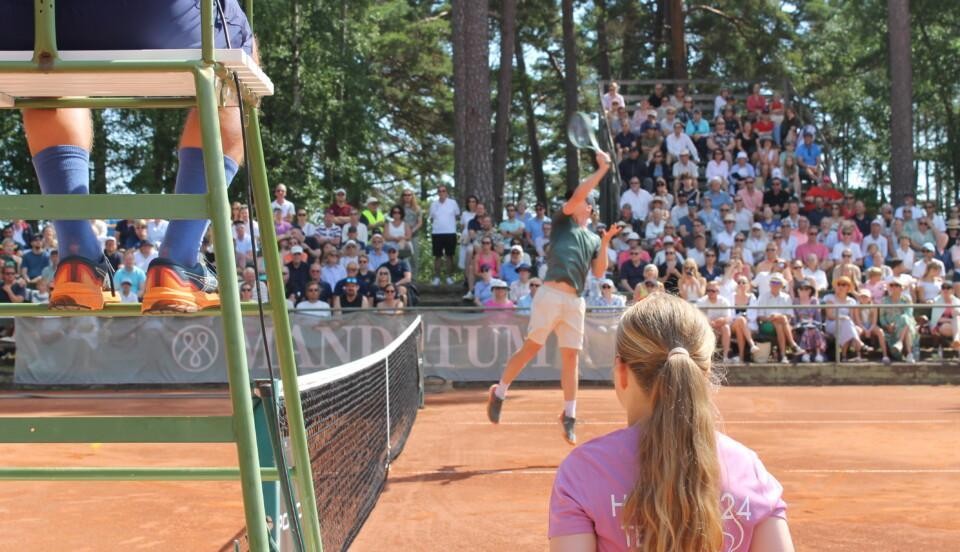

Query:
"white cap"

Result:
[[344, 240, 358, 247], [366, 197, 379, 204], [335, 188, 347, 195], [510, 244, 523, 253], [491, 279, 509, 289], [751, 222, 763, 230], [291, 245, 304, 254], [737, 151, 748, 159], [626, 232, 641, 241]]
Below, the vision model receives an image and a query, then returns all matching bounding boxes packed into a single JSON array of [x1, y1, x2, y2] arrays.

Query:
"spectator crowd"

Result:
[[2, 82, 959, 365], [598, 81, 960, 363]]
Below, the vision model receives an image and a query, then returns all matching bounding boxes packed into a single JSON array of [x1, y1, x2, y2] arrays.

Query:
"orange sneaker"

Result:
[[141, 258, 220, 314], [49, 256, 117, 311]]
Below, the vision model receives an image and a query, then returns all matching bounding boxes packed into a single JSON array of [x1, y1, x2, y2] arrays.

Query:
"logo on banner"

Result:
[[172, 324, 220, 373]]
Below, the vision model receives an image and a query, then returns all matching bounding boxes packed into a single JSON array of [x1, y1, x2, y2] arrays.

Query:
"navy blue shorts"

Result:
[[0, 0, 253, 55]]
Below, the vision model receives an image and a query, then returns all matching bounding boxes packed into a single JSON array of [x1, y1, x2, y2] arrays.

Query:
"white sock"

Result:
[[564, 400, 576, 419], [495, 381, 509, 400]]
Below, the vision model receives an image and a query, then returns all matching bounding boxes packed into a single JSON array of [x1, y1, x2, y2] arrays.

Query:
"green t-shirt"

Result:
[[543, 211, 600, 296]]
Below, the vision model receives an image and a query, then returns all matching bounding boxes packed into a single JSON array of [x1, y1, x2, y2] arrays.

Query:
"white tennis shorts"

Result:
[[526, 284, 586, 350]]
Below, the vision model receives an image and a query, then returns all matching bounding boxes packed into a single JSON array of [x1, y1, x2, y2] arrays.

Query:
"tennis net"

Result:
[[231, 316, 423, 552]]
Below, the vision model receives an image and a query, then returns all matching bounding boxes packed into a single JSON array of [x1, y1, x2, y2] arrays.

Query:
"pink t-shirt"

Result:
[[549, 424, 786, 552]]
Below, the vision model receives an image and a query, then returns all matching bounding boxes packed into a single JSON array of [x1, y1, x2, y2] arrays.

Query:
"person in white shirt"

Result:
[[619, 177, 653, 220], [295, 283, 331, 318], [340, 209, 369, 245], [861, 219, 889, 260], [830, 226, 863, 264], [146, 218, 168, 247], [714, 215, 739, 263], [755, 274, 801, 363], [893, 195, 924, 220], [696, 282, 733, 361], [664, 122, 700, 164], [912, 243, 946, 278], [233, 220, 254, 268], [270, 183, 296, 222], [671, 149, 700, 180], [428, 186, 461, 285], [601, 82, 625, 113], [922, 201, 947, 233], [118, 280, 139, 304], [801, 253, 829, 293], [134, 241, 158, 272], [732, 198, 754, 234], [744, 223, 769, 261]]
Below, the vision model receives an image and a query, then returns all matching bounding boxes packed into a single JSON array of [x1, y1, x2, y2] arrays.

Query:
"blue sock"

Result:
[[160, 148, 239, 267], [32, 146, 101, 260]]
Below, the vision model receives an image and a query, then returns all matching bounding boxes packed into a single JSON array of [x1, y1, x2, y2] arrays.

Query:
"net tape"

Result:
[[230, 317, 422, 552]]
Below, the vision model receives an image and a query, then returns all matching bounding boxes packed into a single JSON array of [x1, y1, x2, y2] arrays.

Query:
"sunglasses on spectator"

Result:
[[385, 288, 396, 294], [706, 288, 718, 293], [735, 238, 745, 242], [403, 192, 413, 197], [482, 241, 492, 245], [307, 288, 320, 293], [836, 282, 850, 288], [241, 287, 252, 292], [601, 284, 612, 289], [297, 212, 307, 216], [706, 253, 716, 257], [529, 283, 541, 288]]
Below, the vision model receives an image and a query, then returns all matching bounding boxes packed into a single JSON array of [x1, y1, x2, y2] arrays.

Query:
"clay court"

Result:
[[1, 385, 959, 551]]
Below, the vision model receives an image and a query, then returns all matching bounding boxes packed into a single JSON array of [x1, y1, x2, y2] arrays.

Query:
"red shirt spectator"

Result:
[[803, 177, 843, 211], [326, 188, 353, 224]]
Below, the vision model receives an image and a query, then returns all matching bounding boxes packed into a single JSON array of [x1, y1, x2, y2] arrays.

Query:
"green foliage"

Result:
[[1, 1, 957, 213]]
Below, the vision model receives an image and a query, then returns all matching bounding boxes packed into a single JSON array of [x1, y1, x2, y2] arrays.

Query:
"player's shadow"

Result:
[[385, 464, 558, 487]]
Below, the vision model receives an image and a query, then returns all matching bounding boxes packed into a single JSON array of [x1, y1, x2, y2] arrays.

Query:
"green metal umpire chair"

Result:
[[0, 2, 323, 550]]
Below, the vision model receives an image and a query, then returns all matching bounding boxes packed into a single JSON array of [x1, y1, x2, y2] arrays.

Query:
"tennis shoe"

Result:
[[729, 355, 741, 364], [814, 353, 826, 362], [560, 413, 577, 445], [749, 343, 760, 354], [431, 277, 441, 286], [905, 353, 916, 364], [882, 356, 891, 365], [446, 276, 455, 285], [486, 384, 503, 424], [141, 258, 219, 314], [801, 353, 811, 363], [49, 255, 118, 311]]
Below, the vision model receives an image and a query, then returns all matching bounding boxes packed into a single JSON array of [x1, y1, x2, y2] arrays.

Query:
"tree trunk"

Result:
[[451, 1, 467, 201], [515, 40, 547, 207], [456, 0, 494, 208], [620, 1, 641, 81], [90, 110, 108, 195], [492, 0, 517, 221], [887, 0, 913, 206], [561, 0, 579, 193], [594, 0, 612, 82], [668, 0, 687, 79], [652, 0, 666, 77]]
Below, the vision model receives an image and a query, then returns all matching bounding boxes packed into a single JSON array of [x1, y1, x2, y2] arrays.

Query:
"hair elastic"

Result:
[[667, 347, 690, 359]]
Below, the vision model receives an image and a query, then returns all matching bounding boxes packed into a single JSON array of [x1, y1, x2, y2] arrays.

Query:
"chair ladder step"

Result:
[[0, 194, 209, 221], [0, 416, 236, 444]]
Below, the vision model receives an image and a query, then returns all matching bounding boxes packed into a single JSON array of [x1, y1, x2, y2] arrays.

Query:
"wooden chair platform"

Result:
[[0, 49, 272, 104]]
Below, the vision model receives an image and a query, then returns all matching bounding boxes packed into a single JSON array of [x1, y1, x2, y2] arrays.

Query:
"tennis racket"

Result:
[[567, 112, 601, 153]]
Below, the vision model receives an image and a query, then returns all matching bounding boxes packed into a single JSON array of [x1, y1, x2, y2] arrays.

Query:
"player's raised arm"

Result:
[[562, 151, 611, 216]]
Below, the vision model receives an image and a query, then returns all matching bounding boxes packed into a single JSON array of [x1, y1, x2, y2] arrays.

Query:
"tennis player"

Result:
[[548, 294, 793, 551], [0, 1, 254, 314], [487, 151, 619, 444]]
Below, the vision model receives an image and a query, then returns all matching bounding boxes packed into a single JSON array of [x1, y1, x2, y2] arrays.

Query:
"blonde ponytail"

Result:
[[617, 293, 722, 551]]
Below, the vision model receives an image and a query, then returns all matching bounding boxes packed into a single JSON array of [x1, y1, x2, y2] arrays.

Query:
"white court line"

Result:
[[452, 419, 957, 426], [391, 468, 960, 477]]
